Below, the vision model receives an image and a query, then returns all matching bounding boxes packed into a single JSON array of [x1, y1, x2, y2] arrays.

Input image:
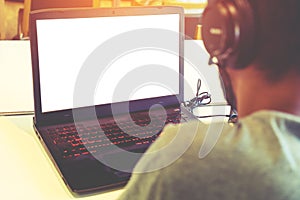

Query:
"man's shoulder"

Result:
[[140, 110, 300, 194], [119, 111, 300, 200]]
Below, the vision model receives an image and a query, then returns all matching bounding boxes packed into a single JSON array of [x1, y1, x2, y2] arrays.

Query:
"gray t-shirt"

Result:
[[118, 110, 300, 200]]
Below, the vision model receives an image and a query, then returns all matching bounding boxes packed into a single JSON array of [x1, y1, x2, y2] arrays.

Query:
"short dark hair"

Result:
[[253, 0, 300, 80]]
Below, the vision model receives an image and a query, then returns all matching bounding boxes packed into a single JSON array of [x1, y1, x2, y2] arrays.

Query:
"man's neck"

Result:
[[228, 67, 300, 118]]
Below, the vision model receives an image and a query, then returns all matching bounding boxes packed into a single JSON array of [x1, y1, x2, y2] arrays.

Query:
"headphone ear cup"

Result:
[[201, 1, 236, 59], [202, 0, 256, 69]]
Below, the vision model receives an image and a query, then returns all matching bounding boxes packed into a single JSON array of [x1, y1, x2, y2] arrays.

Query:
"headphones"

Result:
[[201, 0, 257, 69]]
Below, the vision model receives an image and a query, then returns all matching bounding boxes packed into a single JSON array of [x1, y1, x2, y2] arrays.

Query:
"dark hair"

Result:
[[253, 0, 300, 80]]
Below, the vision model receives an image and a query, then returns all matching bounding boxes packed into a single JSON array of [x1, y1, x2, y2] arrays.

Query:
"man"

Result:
[[118, 0, 300, 199]]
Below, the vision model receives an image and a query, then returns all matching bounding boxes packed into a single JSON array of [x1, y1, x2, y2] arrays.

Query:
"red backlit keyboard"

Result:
[[44, 111, 182, 159]]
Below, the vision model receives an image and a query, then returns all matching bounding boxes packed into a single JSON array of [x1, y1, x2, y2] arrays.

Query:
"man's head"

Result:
[[201, 0, 300, 116]]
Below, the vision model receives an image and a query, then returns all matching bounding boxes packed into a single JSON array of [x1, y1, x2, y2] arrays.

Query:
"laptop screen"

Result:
[[35, 13, 181, 113]]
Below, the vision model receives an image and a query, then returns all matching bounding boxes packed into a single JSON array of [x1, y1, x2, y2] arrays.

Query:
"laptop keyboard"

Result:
[[44, 111, 184, 159]]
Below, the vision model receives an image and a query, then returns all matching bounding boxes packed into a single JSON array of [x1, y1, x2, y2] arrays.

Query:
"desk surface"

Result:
[[0, 115, 124, 200], [0, 106, 230, 199]]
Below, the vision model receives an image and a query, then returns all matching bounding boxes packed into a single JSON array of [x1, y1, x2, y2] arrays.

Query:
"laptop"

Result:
[[30, 6, 195, 195]]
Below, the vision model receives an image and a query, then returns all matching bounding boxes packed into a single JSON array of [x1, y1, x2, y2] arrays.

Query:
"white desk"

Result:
[[0, 115, 124, 200], [0, 40, 227, 199]]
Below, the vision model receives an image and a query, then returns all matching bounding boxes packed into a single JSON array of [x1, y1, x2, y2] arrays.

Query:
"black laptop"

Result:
[[30, 6, 195, 195]]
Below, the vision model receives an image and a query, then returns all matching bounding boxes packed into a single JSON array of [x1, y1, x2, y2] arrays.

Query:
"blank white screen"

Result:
[[36, 14, 180, 113]]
